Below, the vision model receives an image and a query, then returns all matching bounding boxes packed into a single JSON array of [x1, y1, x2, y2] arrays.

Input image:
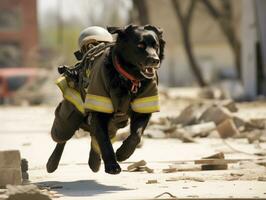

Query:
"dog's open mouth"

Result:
[[140, 67, 156, 79]]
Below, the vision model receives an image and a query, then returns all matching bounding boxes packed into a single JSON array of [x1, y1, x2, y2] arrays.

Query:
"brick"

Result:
[[0, 151, 21, 168], [217, 119, 239, 138], [0, 168, 22, 187]]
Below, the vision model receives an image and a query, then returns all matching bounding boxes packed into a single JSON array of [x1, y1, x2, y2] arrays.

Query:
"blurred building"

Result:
[[0, 0, 38, 68]]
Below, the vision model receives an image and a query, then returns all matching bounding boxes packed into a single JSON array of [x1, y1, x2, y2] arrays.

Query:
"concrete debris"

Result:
[[166, 176, 205, 182], [6, 184, 52, 200], [198, 87, 227, 100], [199, 152, 228, 170], [162, 164, 199, 173], [183, 122, 216, 136], [127, 160, 154, 173], [146, 180, 158, 184], [145, 100, 266, 144], [199, 105, 232, 125], [20, 159, 28, 173], [127, 160, 147, 171], [202, 152, 225, 159], [245, 130, 263, 143], [216, 119, 240, 138], [233, 116, 247, 131], [258, 176, 266, 181], [170, 104, 202, 125], [0, 151, 22, 187], [220, 100, 238, 112], [171, 129, 195, 143]]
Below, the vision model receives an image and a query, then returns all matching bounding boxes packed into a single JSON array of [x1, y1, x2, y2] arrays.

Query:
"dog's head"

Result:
[[107, 24, 165, 79]]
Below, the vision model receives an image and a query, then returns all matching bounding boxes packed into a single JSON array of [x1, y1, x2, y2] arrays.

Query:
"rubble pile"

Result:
[[145, 100, 266, 143]]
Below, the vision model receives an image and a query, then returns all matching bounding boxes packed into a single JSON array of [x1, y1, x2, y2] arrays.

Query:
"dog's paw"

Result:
[[116, 137, 140, 162], [88, 149, 101, 173], [104, 163, 121, 174], [116, 147, 132, 162]]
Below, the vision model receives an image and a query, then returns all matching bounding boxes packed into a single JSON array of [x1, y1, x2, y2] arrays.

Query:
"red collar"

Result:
[[113, 55, 140, 93]]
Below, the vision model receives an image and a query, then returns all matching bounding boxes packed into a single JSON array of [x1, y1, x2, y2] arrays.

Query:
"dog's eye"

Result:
[[137, 43, 146, 49]]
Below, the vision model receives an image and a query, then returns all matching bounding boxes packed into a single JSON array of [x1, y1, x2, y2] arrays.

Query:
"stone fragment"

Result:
[[216, 119, 239, 138], [199, 105, 232, 125], [220, 100, 238, 112], [6, 184, 52, 200], [146, 180, 158, 184], [127, 160, 146, 171], [0, 168, 22, 187], [0, 151, 21, 168]]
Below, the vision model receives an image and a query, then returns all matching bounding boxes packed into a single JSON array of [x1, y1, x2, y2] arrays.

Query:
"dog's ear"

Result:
[[144, 25, 163, 37], [144, 25, 165, 60], [107, 26, 124, 35]]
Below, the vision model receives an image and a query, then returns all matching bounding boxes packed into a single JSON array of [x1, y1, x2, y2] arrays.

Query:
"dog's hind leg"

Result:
[[46, 142, 66, 173], [116, 112, 151, 162], [47, 100, 84, 173]]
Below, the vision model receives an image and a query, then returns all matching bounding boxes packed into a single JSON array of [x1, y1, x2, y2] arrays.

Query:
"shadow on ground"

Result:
[[36, 180, 131, 197]]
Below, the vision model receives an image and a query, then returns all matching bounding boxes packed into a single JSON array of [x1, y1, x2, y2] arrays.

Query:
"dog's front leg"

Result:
[[116, 112, 151, 162], [90, 112, 121, 174]]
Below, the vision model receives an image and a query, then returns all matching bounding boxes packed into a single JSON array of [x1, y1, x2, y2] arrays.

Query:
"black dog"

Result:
[[46, 25, 165, 175]]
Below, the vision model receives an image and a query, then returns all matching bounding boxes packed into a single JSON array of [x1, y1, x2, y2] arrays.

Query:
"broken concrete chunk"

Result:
[[250, 118, 266, 129], [220, 100, 238, 112], [183, 122, 216, 136], [171, 104, 199, 125], [6, 184, 52, 200], [199, 152, 228, 170], [0, 151, 21, 168], [20, 159, 28, 173], [199, 105, 232, 125], [171, 129, 195, 143], [21, 172, 29, 181], [216, 119, 239, 138], [0, 168, 22, 187], [245, 130, 263, 144], [127, 160, 147, 171], [258, 176, 266, 181], [143, 166, 154, 173], [146, 180, 158, 184], [202, 152, 225, 159], [233, 116, 246, 131], [166, 176, 205, 182]]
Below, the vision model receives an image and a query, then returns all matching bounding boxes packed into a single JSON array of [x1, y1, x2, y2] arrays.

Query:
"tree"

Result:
[[171, 0, 207, 87], [200, 0, 241, 79]]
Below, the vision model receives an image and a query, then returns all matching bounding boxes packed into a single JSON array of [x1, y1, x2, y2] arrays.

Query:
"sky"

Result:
[[37, 0, 132, 27]]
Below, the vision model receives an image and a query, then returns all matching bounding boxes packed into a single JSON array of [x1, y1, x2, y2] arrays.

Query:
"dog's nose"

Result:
[[147, 57, 160, 65]]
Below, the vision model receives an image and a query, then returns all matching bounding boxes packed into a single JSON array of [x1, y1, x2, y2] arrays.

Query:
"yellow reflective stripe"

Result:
[[85, 94, 114, 113], [131, 95, 160, 113], [132, 95, 159, 104], [55, 76, 85, 114], [86, 94, 112, 103]]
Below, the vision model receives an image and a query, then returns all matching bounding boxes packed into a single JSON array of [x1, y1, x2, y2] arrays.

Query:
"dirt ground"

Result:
[[1, 88, 266, 199]]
